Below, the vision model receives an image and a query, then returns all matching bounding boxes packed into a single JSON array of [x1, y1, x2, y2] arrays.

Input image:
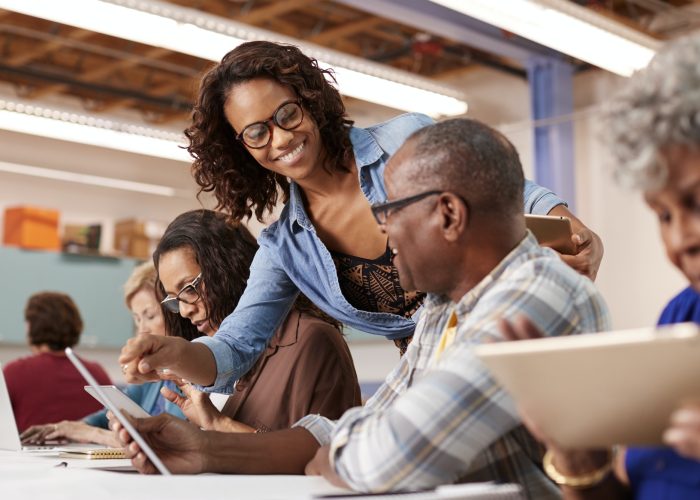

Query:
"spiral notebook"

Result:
[[59, 447, 127, 459]]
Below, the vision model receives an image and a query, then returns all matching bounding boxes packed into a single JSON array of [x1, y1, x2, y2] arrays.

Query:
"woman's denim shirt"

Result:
[[194, 113, 566, 392]]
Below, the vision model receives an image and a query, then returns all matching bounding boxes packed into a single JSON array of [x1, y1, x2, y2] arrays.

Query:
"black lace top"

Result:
[[331, 246, 425, 355]]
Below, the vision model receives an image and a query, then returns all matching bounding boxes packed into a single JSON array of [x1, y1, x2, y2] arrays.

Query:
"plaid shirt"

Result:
[[296, 233, 610, 497]]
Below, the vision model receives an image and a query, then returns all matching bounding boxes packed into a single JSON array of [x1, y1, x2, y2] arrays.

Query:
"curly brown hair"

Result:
[[185, 41, 354, 223], [24, 292, 83, 351]]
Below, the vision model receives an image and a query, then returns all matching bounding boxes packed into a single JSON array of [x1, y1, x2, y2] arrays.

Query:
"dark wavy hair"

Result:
[[185, 41, 354, 223], [153, 210, 340, 341], [25, 292, 83, 350], [152, 210, 257, 341]]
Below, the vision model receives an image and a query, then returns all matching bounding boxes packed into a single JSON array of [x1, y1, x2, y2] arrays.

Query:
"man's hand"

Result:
[[305, 445, 350, 489], [664, 401, 700, 460], [548, 205, 603, 281], [111, 413, 209, 474]]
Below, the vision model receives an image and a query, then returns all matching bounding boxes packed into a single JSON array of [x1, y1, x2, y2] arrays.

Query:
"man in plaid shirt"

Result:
[[116, 119, 609, 499]]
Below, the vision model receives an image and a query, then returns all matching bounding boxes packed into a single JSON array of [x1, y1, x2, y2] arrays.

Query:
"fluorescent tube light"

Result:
[[428, 0, 662, 77], [0, 0, 468, 116], [0, 160, 190, 197], [0, 98, 190, 162]]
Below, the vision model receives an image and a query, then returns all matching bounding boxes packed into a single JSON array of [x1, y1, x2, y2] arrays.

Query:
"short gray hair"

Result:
[[606, 33, 700, 190]]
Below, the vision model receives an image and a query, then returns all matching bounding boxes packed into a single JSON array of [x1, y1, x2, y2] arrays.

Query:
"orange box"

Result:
[[3, 206, 60, 250]]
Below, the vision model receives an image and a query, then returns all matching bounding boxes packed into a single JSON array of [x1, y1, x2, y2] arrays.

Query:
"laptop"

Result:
[[0, 363, 88, 452], [65, 347, 171, 475], [475, 322, 700, 448]]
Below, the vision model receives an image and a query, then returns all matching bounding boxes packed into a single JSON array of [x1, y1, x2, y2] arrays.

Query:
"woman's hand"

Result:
[[664, 401, 700, 460], [119, 334, 216, 386], [548, 205, 603, 281], [20, 421, 118, 447], [161, 381, 219, 430], [161, 382, 254, 433]]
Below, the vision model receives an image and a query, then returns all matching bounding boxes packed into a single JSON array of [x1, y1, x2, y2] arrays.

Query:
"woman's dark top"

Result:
[[331, 247, 425, 355]]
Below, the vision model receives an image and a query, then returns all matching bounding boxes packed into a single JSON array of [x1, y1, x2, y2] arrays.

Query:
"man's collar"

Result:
[[423, 232, 540, 314], [453, 232, 540, 315]]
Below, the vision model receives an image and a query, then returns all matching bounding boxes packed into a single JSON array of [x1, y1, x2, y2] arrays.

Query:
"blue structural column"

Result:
[[527, 57, 576, 211]]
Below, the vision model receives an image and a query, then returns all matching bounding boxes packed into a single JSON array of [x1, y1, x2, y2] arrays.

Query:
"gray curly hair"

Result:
[[606, 32, 700, 190]]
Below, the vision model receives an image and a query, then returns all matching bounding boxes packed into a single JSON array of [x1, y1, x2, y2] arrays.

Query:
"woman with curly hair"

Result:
[[153, 210, 360, 432], [120, 40, 602, 392]]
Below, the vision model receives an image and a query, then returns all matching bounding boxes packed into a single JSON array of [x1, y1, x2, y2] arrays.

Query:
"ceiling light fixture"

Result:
[[0, 0, 468, 117], [427, 0, 662, 77], [0, 98, 190, 162]]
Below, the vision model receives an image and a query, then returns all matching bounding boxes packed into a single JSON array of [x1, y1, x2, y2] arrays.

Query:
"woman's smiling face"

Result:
[[224, 78, 324, 183]]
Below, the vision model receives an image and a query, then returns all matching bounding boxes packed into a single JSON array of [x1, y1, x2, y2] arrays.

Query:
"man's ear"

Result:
[[439, 193, 468, 243]]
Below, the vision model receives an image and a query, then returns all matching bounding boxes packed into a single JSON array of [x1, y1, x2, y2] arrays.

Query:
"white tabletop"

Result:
[[0, 450, 349, 500]]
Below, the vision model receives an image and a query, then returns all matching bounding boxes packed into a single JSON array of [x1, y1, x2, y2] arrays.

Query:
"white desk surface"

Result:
[[0, 450, 349, 500]]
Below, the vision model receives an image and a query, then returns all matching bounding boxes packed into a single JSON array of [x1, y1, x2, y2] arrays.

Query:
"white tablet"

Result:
[[475, 322, 700, 448], [65, 348, 171, 475], [84, 385, 150, 419]]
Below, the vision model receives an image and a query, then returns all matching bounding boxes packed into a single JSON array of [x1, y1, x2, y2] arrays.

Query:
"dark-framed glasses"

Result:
[[371, 190, 442, 225], [235, 100, 304, 149], [161, 273, 203, 314]]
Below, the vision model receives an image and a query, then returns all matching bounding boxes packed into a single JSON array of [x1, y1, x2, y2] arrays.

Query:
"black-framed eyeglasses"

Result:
[[160, 273, 203, 314], [235, 100, 304, 149], [371, 190, 443, 225]]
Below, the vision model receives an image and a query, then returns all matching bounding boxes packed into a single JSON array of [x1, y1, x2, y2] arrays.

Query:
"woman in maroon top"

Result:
[[3, 292, 111, 432]]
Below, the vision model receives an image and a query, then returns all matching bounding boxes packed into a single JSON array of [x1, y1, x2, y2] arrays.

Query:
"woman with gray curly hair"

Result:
[[500, 33, 700, 499]]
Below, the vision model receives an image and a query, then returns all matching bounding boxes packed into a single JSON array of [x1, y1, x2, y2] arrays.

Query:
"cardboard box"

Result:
[[3, 206, 60, 250], [114, 218, 163, 259]]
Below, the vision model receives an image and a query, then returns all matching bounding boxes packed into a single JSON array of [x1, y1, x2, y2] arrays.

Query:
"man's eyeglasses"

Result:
[[371, 190, 443, 225], [235, 100, 304, 149], [160, 273, 203, 314]]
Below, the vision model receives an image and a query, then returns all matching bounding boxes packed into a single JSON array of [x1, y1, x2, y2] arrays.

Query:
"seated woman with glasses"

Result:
[[120, 40, 603, 396], [21, 262, 185, 446], [153, 209, 360, 433]]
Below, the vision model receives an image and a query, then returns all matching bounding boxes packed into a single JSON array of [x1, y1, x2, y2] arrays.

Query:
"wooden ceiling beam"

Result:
[[27, 46, 171, 99], [236, 0, 317, 25], [79, 47, 171, 82], [308, 16, 385, 44], [5, 28, 93, 67], [96, 80, 185, 113]]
